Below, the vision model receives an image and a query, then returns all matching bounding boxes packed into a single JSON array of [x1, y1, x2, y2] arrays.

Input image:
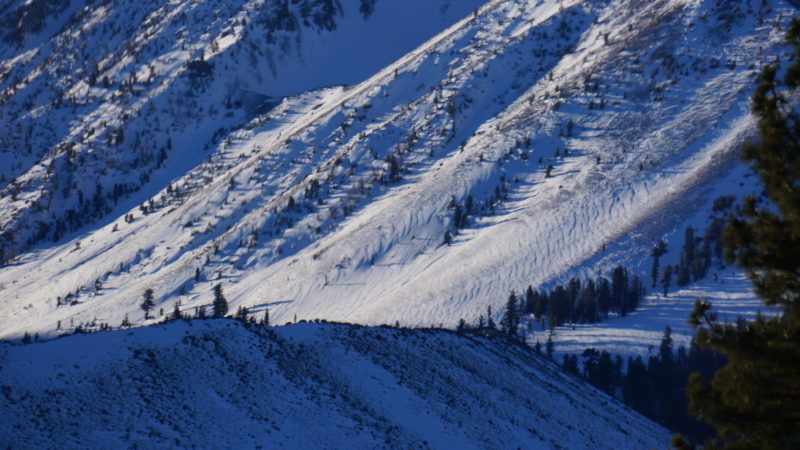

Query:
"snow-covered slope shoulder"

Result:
[[0, 320, 669, 448]]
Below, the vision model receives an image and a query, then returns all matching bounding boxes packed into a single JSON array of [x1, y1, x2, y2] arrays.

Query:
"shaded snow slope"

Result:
[[0, 320, 670, 448], [0, 0, 795, 340]]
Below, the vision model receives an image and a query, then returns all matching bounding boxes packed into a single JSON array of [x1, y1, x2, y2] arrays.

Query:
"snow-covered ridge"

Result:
[[0, 0, 794, 341], [0, 320, 670, 448]]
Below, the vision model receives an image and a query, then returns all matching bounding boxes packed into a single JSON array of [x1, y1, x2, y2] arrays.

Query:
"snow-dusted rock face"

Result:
[[0, 320, 670, 448], [0, 0, 794, 341]]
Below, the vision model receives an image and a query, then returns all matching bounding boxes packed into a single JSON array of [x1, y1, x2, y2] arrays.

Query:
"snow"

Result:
[[0, 320, 670, 448], [0, 0, 792, 367], [0, 1, 792, 447]]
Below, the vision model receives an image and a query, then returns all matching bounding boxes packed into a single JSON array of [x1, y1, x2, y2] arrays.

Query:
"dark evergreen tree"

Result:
[[140, 288, 155, 319], [611, 266, 627, 314], [597, 277, 611, 318], [567, 278, 581, 322], [677, 227, 695, 286], [456, 318, 467, 333], [676, 18, 800, 450], [562, 354, 580, 376], [502, 291, 519, 337], [443, 229, 452, 246], [261, 308, 270, 326], [235, 305, 249, 321], [627, 275, 643, 314], [548, 285, 567, 329], [524, 285, 536, 314], [576, 280, 592, 323], [661, 265, 673, 297], [651, 239, 667, 288], [212, 284, 228, 318]]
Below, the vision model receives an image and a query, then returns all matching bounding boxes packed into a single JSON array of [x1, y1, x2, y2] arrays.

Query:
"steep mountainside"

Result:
[[0, 0, 483, 251], [0, 320, 670, 448], [0, 0, 796, 341]]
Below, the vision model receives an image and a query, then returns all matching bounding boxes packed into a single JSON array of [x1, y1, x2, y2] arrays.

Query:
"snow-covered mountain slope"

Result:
[[0, 320, 670, 448], [0, 0, 483, 250], [0, 0, 796, 340]]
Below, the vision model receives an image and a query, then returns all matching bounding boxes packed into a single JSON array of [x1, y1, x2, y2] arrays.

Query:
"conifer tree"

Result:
[[661, 265, 673, 297], [502, 291, 519, 337], [677, 227, 695, 286], [140, 288, 155, 319], [212, 284, 228, 318], [611, 266, 627, 314], [652, 240, 667, 288], [456, 318, 467, 333], [235, 305, 248, 321], [675, 18, 800, 450], [597, 277, 611, 318]]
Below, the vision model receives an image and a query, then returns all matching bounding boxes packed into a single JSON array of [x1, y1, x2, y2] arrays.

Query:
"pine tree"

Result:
[[502, 291, 519, 337], [235, 305, 248, 321], [611, 266, 627, 314], [172, 302, 182, 320], [677, 227, 695, 286], [456, 318, 467, 333], [443, 229, 452, 246], [212, 284, 228, 318], [675, 18, 800, 450], [661, 265, 673, 297], [652, 240, 667, 288], [140, 288, 155, 319], [597, 277, 611, 318]]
